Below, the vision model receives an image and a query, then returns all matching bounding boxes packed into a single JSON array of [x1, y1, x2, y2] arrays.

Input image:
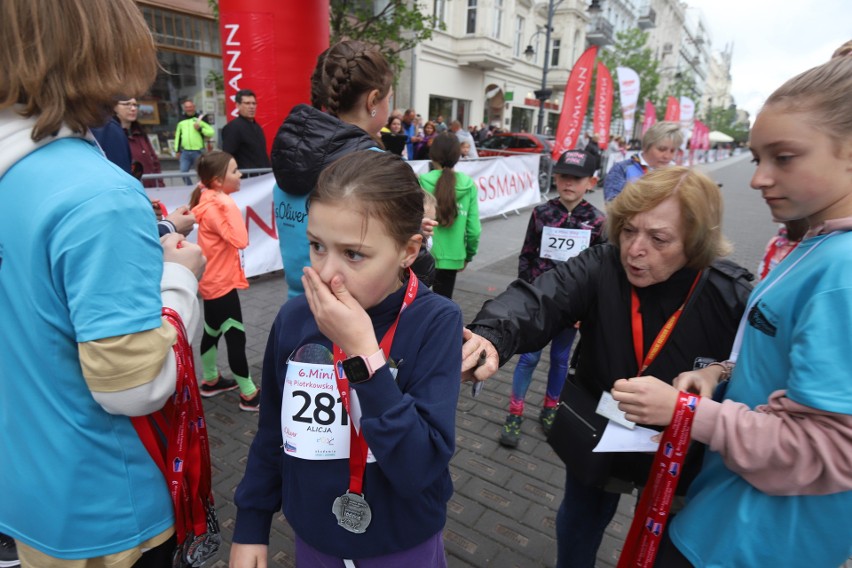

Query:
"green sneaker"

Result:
[[539, 406, 558, 436], [499, 414, 523, 448]]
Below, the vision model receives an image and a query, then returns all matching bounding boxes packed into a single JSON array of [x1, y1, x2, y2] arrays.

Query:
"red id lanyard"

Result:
[[617, 391, 700, 568], [630, 272, 701, 375], [132, 307, 215, 546], [332, 270, 418, 495]]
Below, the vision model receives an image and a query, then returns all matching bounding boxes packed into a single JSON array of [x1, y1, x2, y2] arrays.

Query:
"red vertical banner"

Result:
[[664, 96, 681, 122], [219, 0, 329, 154], [552, 46, 598, 160], [593, 62, 613, 144], [642, 100, 657, 136]]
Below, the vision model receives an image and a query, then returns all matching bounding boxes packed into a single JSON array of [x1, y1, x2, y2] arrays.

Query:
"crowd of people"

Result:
[[1, 1, 851, 566]]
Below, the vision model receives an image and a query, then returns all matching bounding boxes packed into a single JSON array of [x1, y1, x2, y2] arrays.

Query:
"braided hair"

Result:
[[315, 40, 392, 117]]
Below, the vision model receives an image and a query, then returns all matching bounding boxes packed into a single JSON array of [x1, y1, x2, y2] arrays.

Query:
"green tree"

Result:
[[705, 104, 749, 143], [330, 0, 443, 74], [597, 29, 662, 110]]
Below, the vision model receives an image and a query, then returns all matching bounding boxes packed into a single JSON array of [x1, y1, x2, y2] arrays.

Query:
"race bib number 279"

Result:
[[540, 227, 591, 262]]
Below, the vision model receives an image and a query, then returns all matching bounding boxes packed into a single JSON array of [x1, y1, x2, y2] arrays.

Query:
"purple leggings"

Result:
[[294, 531, 447, 568]]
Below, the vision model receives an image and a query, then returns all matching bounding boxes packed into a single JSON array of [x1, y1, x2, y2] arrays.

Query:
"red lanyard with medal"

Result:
[[330, 269, 418, 534], [618, 272, 701, 568]]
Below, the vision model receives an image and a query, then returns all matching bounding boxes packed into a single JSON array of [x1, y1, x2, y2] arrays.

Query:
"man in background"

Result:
[[450, 120, 479, 158], [221, 89, 270, 175], [174, 99, 214, 185]]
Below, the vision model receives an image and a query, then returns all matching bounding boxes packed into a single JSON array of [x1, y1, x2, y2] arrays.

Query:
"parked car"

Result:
[[477, 132, 554, 191]]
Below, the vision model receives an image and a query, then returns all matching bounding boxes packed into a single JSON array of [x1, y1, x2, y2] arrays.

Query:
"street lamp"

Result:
[[522, 0, 563, 135], [524, 0, 602, 136]]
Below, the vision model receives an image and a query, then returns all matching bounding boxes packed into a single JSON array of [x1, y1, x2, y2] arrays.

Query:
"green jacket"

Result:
[[174, 114, 214, 152], [419, 169, 481, 270]]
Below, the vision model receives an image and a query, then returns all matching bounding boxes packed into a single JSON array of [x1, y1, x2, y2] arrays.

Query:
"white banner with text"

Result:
[[145, 154, 541, 277]]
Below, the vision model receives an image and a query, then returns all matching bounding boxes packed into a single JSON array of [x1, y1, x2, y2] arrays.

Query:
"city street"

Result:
[[197, 152, 777, 567]]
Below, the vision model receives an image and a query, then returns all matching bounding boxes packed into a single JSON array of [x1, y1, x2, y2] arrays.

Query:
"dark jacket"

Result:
[[126, 122, 163, 188], [271, 104, 378, 196], [91, 116, 131, 173], [222, 115, 270, 170], [470, 244, 753, 485], [234, 281, 461, 557]]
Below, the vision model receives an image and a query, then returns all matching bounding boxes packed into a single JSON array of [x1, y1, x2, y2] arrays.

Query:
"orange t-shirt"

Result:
[[192, 190, 249, 300]]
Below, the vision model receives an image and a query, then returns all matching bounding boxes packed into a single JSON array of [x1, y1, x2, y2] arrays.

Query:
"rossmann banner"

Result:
[[145, 154, 540, 277]]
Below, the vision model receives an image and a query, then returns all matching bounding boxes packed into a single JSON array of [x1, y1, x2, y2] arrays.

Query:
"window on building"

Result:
[[466, 0, 477, 34], [492, 0, 503, 39], [514, 16, 525, 57], [433, 0, 446, 26], [138, 5, 223, 178], [551, 38, 561, 67]]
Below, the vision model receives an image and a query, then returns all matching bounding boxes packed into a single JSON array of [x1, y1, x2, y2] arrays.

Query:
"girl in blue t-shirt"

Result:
[[611, 56, 852, 567], [231, 151, 462, 567]]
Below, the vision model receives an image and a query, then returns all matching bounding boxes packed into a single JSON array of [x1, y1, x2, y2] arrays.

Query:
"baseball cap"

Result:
[[552, 149, 597, 178]]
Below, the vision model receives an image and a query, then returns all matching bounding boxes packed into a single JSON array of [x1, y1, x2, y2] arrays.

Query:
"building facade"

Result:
[[136, 0, 223, 169], [395, 0, 739, 138]]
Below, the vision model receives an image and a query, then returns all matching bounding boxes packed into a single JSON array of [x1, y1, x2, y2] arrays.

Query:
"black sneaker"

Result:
[[239, 390, 261, 412], [499, 414, 523, 448], [199, 376, 239, 398], [539, 406, 558, 436], [0, 532, 20, 568]]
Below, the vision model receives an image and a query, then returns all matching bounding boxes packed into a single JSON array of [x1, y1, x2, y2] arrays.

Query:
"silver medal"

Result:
[[332, 492, 372, 534]]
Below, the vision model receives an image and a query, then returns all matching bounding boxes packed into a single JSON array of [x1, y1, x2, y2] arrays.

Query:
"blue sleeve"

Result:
[[353, 303, 463, 495], [51, 184, 162, 342], [604, 161, 627, 202]]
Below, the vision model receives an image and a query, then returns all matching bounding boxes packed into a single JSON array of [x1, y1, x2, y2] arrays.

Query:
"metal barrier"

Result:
[[142, 168, 273, 186]]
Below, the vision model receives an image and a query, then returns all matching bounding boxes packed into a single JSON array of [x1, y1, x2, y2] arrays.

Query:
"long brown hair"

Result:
[[189, 151, 234, 208], [0, 0, 158, 141], [429, 133, 461, 227]]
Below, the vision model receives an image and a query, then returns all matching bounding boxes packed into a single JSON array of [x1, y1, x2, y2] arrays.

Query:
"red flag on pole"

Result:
[[642, 100, 657, 136], [552, 46, 598, 160], [664, 96, 680, 122], [593, 62, 613, 144]]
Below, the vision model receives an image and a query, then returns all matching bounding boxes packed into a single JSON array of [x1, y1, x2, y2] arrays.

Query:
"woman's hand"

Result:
[[229, 543, 267, 568], [302, 267, 380, 357], [461, 328, 499, 383], [673, 365, 726, 398], [161, 233, 206, 279], [611, 376, 679, 426]]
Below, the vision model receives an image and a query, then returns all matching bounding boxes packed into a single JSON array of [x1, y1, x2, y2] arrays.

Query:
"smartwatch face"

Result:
[[343, 357, 371, 384]]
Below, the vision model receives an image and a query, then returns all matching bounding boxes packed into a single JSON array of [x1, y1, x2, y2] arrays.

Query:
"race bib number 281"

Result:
[[281, 361, 350, 460]]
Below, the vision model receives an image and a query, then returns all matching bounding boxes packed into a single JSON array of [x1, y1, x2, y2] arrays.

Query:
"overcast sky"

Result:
[[689, 0, 851, 123]]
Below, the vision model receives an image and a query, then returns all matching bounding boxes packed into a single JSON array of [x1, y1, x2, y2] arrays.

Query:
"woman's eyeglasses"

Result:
[[118, 101, 139, 108]]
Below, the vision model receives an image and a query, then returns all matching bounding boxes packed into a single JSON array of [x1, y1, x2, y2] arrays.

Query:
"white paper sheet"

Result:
[[592, 420, 660, 453]]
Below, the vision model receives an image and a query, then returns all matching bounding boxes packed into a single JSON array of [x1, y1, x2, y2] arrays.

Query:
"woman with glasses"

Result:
[[115, 98, 165, 188]]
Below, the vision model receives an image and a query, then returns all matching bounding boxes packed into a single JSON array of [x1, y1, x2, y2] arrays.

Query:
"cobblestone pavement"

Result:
[[194, 154, 777, 567]]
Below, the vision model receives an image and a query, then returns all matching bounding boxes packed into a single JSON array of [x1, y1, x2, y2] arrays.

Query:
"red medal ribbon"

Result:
[[631, 272, 701, 375], [332, 270, 418, 495], [617, 391, 700, 568], [132, 308, 215, 546]]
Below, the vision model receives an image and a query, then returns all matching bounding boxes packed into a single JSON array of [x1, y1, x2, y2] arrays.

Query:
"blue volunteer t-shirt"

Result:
[[670, 231, 852, 567], [0, 138, 172, 558]]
